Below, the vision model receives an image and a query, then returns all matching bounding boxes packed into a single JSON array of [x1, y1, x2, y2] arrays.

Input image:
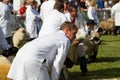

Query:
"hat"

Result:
[[87, 19, 96, 25]]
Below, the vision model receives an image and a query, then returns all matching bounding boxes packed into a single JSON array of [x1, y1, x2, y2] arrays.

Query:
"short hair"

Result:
[[60, 21, 78, 30], [54, 2, 64, 11], [27, 0, 35, 6], [68, 4, 78, 13]]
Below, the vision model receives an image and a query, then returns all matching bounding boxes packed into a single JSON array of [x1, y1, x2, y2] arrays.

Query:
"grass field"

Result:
[[68, 35, 120, 80]]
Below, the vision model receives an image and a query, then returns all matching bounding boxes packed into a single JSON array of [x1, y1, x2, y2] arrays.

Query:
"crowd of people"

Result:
[[0, 0, 120, 80]]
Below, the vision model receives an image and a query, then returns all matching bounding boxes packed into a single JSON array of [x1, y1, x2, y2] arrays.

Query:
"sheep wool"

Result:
[[12, 28, 27, 48], [0, 55, 11, 80]]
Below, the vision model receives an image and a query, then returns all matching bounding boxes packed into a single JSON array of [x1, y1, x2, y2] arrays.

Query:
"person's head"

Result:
[[54, 2, 64, 12], [87, 19, 96, 29], [60, 21, 78, 41], [68, 4, 78, 19], [3, 0, 9, 5], [27, 0, 35, 6], [89, 0, 96, 7], [0, 0, 3, 2]]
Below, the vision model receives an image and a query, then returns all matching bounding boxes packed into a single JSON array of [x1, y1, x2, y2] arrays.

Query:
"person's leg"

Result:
[[113, 26, 119, 35], [79, 56, 88, 75]]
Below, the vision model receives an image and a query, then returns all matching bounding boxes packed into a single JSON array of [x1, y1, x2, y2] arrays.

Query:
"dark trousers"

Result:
[[79, 56, 88, 74], [113, 26, 120, 35]]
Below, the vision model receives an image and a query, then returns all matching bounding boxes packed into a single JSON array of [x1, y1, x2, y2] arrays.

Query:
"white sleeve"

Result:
[[111, 7, 115, 18], [51, 41, 70, 80]]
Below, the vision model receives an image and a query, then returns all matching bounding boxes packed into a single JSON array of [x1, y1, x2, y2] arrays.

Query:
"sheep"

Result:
[[12, 27, 28, 48], [0, 55, 11, 80], [60, 28, 105, 79], [66, 27, 105, 63], [84, 27, 105, 62], [99, 18, 115, 35]]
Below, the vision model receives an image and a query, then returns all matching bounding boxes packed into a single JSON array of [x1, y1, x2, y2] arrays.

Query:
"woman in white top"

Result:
[[87, 0, 99, 29]]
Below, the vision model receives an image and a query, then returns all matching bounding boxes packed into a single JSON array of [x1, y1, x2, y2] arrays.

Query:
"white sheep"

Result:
[[99, 18, 115, 35], [12, 27, 28, 48]]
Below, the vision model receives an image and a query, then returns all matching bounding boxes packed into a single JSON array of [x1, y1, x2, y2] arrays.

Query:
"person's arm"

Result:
[[51, 40, 70, 80], [111, 7, 115, 18]]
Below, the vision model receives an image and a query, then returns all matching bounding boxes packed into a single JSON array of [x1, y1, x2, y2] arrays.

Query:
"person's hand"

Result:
[[71, 38, 82, 46]]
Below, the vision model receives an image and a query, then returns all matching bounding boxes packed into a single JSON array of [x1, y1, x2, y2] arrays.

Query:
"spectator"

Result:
[[97, 0, 104, 10], [104, 0, 112, 8], [79, 0, 87, 10], [7, 21, 78, 80], [19, 1, 27, 16], [63, 0, 69, 13], [87, 0, 99, 29], [111, 0, 120, 36]]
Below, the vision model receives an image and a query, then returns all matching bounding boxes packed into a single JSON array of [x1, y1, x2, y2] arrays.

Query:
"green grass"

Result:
[[68, 35, 120, 80]]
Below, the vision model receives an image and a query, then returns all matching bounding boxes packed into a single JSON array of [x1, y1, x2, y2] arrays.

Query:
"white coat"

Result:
[[7, 31, 70, 80], [65, 12, 86, 58], [38, 9, 67, 37], [65, 12, 86, 29], [0, 26, 11, 50], [40, 0, 55, 21], [0, 2, 12, 38], [87, 6, 99, 28], [25, 5, 41, 39], [111, 2, 120, 26]]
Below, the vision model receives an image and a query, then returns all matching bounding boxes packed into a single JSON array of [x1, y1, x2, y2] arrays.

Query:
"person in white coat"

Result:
[[7, 21, 78, 80], [25, 0, 41, 41], [0, 0, 13, 45], [40, 0, 56, 21], [40, 0, 63, 21], [65, 4, 88, 75], [111, 0, 120, 36], [38, 2, 67, 37]]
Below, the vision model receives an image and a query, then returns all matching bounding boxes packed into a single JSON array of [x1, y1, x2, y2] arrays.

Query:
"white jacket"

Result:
[[0, 2, 12, 38], [7, 31, 70, 80], [25, 5, 41, 38], [111, 2, 120, 26], [40, 0, 55, 21], [38, 9, 67, 37]]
